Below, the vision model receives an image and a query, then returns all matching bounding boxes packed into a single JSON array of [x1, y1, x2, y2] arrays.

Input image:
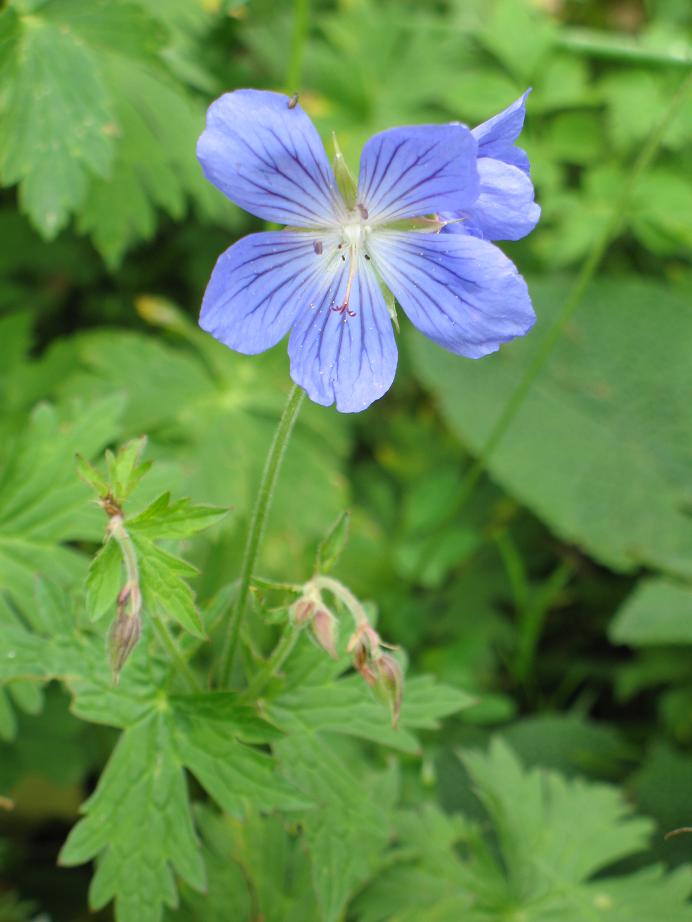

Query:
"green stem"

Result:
[[243, 623, 301, 700], [557, 27, 691, 68], [286, 0, 310, 91], [310, 574, 369, 627], [108, 515, 141, 619], [152, 618, 202, 693], [452, 71, 692, 516], [217, 384, 305, 688]]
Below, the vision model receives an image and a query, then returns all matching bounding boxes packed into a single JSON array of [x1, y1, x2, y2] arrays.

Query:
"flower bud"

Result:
[[311, 608, 338, 658], [292, 597, 317, 626], [109, 608, 141, 683], [347, 623, 381, 662], [372, 654, 404, 727]]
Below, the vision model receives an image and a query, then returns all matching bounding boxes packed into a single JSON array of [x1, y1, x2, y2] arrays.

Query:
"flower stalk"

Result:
[[291, 574, 404, 725], [105, 511, 142, 683], [216, 384, 305, 688]]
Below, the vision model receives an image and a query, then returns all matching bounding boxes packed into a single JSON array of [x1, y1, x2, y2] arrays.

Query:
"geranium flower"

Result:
[[197, 90, 536, 412], [441, 91, 540, 242]]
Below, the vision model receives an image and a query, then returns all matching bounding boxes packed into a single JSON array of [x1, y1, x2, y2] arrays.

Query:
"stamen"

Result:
[[331, 251, 357, 317]]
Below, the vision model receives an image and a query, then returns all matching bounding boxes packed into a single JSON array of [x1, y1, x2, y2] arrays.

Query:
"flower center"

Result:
[[342, 222, 364, 247]]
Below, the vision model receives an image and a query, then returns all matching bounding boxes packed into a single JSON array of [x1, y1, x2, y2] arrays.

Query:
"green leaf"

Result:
[[133, 536, 205, 638], [610, 577, 692, 647], [167, 806, 253, 922], [632, 742, 692, 867], [76, 50, 226, 267], [315, 511, 351, 574], [477, 0, 555, 81], [271, 673, 474, 754], [86, 538, 122, 621], [171, 698, 308, 816], [76, 453, 110, 497], [60, 714, 206, 922], [410, 278, 692, 578], [0, 0, 226, 262], [0, 7, 115, 237], [106, 436, 150, 504], [276, 733, 398, 922], [356, 739, 692, 922], [61, 683, 309, 922], [127, 492, 227, 540], [60, 329, 351, 550], [0, 396, 123, 607], [464, 739, 653, 885]]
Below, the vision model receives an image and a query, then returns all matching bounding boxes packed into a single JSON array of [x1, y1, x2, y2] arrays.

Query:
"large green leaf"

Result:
[[60, 715, 206, 922], [355, 739, 692, 922], [58, 327, 351, 557], [0, 397, 122, 606], [276, 733, 398, 922], [410, 278, 692, 576], [270, 673, 473, 754], [0, 0, 228, 262]]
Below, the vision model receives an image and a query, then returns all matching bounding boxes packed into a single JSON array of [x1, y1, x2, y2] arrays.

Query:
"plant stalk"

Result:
[[217, 384, 305, 688]]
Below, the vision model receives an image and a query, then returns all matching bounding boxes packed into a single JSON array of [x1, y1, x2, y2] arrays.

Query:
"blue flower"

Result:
[[197, 89, 536, 413], [441, 90, 541, 242]]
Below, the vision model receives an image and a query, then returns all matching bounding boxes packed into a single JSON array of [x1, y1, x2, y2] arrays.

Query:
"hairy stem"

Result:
[[108, 514, 141, 619], [108, 513, 200, 690], [452, 71, 692, 515], [310, 574, 370, 627], [217, 384, 305, 688]]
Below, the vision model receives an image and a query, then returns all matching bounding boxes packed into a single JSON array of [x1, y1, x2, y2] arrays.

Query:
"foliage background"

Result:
[[0, 0, 691, 919]]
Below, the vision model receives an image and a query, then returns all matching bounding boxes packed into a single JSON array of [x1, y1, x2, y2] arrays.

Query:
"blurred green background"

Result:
[[1, 0, 691, 918]]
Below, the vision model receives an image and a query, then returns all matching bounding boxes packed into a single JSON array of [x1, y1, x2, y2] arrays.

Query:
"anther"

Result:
[[357, 204, 369, 220], [313, 240, 323, 255], [287, 93, 299, 109], [331, 304, 356, 317], [364, 254, 370, 261]]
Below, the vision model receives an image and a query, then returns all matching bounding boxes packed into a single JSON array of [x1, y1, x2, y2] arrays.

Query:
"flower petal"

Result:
[[197, 90, 344, 227], [367, 231, 535, 358], [472, 90, 531, 175], [288, 258, 397, 412], [442, 158, 540, 241], [200, 230, 339, 354], [357, 125, 479, 224]]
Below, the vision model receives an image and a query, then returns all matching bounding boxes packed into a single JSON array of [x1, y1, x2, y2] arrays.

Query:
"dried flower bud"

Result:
[[311, 608, 338, 658], [109, 608, 141, 683], [292, 598, 316, 626]]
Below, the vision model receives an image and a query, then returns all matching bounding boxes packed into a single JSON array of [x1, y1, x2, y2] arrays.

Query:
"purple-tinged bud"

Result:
[[373, 654, 404, 727], [109, 606, 141, 683], [347, 623, 381, 660], [292, 597, 317, 626], [311, 608, 338, 658]]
